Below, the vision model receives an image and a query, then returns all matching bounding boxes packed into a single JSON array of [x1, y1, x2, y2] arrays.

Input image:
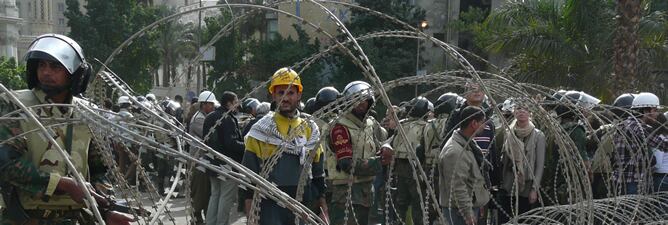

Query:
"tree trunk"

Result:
[[162, 55, 170, 87], [612, 0, 641, 95]]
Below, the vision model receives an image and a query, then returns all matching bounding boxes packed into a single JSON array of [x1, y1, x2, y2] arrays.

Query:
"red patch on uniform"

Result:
[[330, 124, 353, 160]]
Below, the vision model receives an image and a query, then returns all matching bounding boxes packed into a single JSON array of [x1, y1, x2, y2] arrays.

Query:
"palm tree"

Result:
[[477, 0, 667, 99], [612, 0, 641, 94], [156, 6, 198, 87]]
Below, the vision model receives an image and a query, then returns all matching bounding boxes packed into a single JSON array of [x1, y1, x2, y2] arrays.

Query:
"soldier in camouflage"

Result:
[[327, 81, 393, 225], [390, 96, 431, 225], [0, 34, 133, 224]]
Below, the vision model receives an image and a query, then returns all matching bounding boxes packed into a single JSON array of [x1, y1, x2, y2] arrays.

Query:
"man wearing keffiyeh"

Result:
[[241, 68, 328, 225]]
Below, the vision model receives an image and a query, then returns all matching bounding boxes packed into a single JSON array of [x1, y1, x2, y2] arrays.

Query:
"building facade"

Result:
[[0, 0, 21, 60], [15, 0, 86, 59]]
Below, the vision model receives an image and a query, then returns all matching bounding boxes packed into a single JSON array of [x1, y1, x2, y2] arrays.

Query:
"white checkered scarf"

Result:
[[246, 112, 320, 164]]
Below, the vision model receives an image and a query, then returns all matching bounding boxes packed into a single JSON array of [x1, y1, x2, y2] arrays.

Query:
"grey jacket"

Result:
[[188, 111, 206, 139], [438, 131, 490, 219]]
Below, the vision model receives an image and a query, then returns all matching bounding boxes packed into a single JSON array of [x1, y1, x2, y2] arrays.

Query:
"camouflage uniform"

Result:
[[390, 117, 428, 225], [328, 112, 387, 225], [0, 89, 108, 224], [422, 113, 447, 223]]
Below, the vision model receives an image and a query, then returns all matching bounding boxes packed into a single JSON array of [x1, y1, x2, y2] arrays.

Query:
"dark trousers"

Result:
[[654, 174, 668, 192], [190, 169, 210, 224], [258, 199, 302, 225], [592, 173, 612, 199], [498, 195, 535, 224], [393, 159, 424, 225]]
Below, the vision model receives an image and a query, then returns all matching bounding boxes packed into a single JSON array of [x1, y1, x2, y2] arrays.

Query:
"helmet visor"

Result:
[[24, 36, 83, 75]]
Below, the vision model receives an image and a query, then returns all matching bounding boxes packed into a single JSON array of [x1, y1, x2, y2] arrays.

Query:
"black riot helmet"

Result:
[[24, 34, 92, 96], [612, 93, 635, 118], [555, 90, 580, 118], [161, 100, 181, 116], [315, 86, 340, 111], [613, 93, 635, 109], [242, 98, 261, 114], [304, 97, 316, 114], [434, 92, 461, 116], [551, 90, 568, 101], [407, 96, 431, 118], [543, 89, 567, 111]]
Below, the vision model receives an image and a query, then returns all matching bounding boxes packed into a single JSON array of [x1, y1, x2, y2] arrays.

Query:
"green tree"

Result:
[[330, 0, 426, 103], [204, 11, 324, 99], [475, 0, 668, 100], [245, 24, 323, 99], [155, 6, 198, 87], [202, 11, 248, 96], [65, 0, 161, 94], [0, 57, 26, 90]]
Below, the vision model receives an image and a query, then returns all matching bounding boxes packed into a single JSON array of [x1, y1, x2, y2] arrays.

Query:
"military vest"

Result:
[[392, 118, 427, 159], [11, 90, 92, 210], [423, 116, 447, 165], [591, 124, 615, 173], [327, 113, 377, 184]]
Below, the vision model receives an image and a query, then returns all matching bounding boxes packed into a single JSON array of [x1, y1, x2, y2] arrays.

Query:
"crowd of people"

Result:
[[0, 34, 666, 225]]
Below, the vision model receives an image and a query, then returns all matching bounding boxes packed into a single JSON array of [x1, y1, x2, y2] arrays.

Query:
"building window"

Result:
[[267, 19, 278, 40], [58, 3, 65, 12], [59, 18, 65, 25], [16, 2, 22, 17]]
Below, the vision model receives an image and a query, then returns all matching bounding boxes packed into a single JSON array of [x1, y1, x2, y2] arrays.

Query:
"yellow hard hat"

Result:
[[268, 67, 303, 94]]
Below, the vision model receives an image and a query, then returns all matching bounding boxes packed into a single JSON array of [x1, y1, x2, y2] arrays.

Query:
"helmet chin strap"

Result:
[[39, 83, 71, 98]]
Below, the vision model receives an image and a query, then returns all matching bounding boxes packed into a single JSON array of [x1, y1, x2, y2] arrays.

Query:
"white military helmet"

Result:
[[198, 91, 220, 107], [118, 96, 131, 105], [24, 34, 92, 96], [256, 102, 271, 115], [631, 92, 660, 109], [343, 81, 375, 102], [146, 93, 156, 101]]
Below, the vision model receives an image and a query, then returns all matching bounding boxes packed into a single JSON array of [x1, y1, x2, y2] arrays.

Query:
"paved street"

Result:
[[134, 195, 246, 225]]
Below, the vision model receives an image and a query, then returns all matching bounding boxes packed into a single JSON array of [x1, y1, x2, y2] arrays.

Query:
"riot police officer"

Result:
[[327, 81, 392, 225], [390, 96, 431, 225], [0, 34, 133, 224]]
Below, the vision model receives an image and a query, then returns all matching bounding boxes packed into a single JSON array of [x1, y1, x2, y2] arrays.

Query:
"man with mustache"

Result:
[[242, 68, 328, 224]]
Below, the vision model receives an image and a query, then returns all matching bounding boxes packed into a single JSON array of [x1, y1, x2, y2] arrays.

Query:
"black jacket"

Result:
[[242, 115, 262, 137], [203, 106, 245, 165]]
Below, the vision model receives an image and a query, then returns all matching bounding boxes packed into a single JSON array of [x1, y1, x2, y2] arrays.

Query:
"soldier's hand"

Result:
[[57, 177, 107, 205], [379, 147, 393, 165], [105, 211, 136, 225]]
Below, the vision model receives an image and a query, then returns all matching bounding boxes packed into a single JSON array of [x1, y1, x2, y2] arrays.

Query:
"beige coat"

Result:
[[500, 127, 546, 197], [438, 131, 490, 219]]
